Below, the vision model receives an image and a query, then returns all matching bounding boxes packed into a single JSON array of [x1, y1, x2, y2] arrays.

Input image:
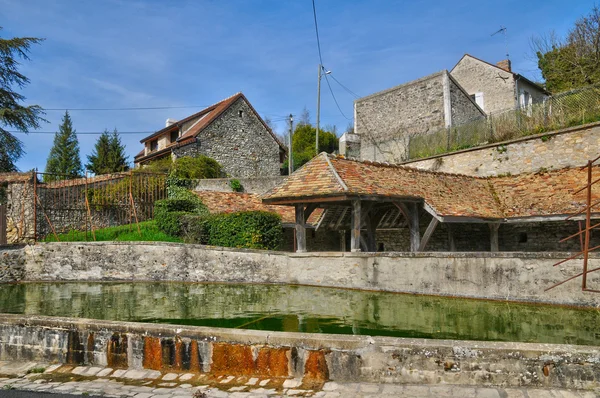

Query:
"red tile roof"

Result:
[[194, 191, 322, 225], [262, 153, 600, 221]]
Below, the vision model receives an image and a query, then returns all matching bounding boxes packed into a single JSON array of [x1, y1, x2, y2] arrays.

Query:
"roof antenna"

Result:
[[491, 26, 509, 60]]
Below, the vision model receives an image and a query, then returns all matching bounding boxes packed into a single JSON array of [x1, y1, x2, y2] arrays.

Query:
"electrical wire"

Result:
[[329, 74, 360, 99], [323, 74, 351, 121], [311, 0, 324, 66], [8, 131, 153, 135]]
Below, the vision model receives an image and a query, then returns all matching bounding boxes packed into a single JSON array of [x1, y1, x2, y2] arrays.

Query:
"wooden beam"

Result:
[[394, 201, 421, 252], [351, 199, 361, 252], [489, 223, 500, 252], [304, 203, 319, 223], [339, 230, 346, 252], [334, 207, 348, 229], [418, 218, 439, 252], [295, 204, 306, 253]]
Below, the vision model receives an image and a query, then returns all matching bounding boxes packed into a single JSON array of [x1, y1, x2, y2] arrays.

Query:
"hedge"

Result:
[[154, 198, 200, 236], [203, 211, 283, 250]]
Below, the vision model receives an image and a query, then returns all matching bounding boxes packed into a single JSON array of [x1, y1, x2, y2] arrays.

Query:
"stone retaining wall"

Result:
[[3, 242, 600, 307], [193, 176, 287, 194], [0, 314, 599, 389], [403, 122, 600, 176]]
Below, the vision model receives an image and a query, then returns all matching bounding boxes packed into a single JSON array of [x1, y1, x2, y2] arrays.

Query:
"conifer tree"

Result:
[[86, 129, 129, 175], [0, 28, 44, 172], [44, 111, 83, 181]]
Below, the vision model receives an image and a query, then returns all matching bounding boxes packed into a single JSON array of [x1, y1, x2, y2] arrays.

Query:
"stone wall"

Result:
[[193, 176, 287, 194], [450, 55, 517, 114], [4, 242, 600, 307], [403, 122, 600, 176], [173, 97, 282, 178], [448, 75, 485, 125], [1, 313, 599, 389], [355, 72, 447, 163], [5, 181, 35, 244]]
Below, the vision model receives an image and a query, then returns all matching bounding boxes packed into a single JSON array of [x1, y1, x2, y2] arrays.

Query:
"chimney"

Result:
[[165, 118, 177, 127], [496, 59, 511, 72]]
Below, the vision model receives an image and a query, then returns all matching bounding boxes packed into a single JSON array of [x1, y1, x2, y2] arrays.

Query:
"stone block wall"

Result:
[[403, 122, 600, 176], [448, 75, 485, 125], [450, 55, 517, 114], [355, 72, 447, 163], [173, 97, 282, 178], [5, 181, 35, 244]]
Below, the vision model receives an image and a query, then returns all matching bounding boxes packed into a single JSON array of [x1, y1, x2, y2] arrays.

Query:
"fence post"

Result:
[[33, 169, 37, 242]]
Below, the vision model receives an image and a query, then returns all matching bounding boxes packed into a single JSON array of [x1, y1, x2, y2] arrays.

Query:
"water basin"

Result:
[[0, 282, 598, 345]]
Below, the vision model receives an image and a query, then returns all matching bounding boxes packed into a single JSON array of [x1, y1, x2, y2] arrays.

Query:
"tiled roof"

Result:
[[194, 191, 322, 225], [262, 153, 600, 221], [0, 172, 32, 184]]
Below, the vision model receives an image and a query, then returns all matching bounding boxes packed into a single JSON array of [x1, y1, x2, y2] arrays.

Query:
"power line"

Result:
[[9, 131, 153, 135], [311, 0, 324, 66], [329, 74, 360, 99], [43, 106, 289, 119], [323, 74, 351, 121]]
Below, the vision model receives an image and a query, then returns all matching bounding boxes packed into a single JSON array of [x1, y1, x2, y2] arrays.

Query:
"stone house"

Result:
[[352, 70, 485, 163], [134, 92, 287, 178], [450, 54, 549, 115]]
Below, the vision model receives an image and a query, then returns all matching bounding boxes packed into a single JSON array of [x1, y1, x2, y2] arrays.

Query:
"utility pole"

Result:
[[316, 64, 322, 156], [288, 114, 294, 175]]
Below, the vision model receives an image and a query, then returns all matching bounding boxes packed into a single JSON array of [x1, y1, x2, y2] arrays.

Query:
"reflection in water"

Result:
[[0, 282, 599, 345]]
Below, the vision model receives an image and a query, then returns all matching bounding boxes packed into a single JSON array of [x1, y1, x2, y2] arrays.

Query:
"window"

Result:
[[470, 92, 484, 110], [520, 90, 532, 116], [238, 110, 244, 118], [150, 140, 158, 152], [170, 130, 179, 143]]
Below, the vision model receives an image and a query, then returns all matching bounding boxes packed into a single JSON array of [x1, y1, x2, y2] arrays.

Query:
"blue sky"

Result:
[[2, 0, 596, 172]]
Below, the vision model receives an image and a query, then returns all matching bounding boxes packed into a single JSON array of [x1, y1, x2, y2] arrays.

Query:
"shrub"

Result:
[[229, 179, 243, 192], [180, 214, 209, 243], [204, 211, 283, 250], [171, 156, 223, 180], [155, 198, 197, 236]]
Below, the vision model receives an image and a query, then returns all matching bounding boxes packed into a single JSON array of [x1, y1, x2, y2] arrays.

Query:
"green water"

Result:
[[0, 282, 599, 345]]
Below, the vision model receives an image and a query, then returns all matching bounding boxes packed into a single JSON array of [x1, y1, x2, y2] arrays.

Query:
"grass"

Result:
[[43, 220, 183, 243]]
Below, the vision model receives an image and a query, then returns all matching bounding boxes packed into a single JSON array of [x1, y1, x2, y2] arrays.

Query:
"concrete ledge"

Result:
[[0, 314, 599, 389]]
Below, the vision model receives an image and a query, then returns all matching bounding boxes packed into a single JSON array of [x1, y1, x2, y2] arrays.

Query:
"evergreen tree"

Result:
[[0, 28, 44, 172], [44, 111, 83, 181], [87, 129, 129, 175]]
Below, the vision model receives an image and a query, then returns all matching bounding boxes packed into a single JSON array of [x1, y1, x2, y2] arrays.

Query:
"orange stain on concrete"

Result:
[[302, 350, 329, 385], [211, 343, 255, 375], [173, 336, 183, 370], [143, 336, 163, 370], [256, 347, 290, 377], [189, 340, 201, 372], [107, 333, 128, 369]]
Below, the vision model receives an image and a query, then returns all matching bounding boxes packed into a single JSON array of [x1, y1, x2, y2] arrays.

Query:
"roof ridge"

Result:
[[323, 152, 348, 191]]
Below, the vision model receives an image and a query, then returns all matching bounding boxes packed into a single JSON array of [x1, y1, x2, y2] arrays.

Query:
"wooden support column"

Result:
[[418, 218, 439, 252], [395, 202, 421, 252], [339, 230, 346, 252], [295, 204, 306, 253], [350, 199, 361, 252], [489, 223, 500, 252], [447, 224, 456, 252]]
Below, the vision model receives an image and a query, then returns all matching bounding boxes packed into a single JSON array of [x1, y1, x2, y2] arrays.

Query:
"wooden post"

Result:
[[339, 230, 346, 252], [409, 203, 420, 252], [447, 224, 456, 252], [489, 223, 500, 252], [351, 199, 361, 252], [295, 204, 306, 253], [418, 218, 439, 252]]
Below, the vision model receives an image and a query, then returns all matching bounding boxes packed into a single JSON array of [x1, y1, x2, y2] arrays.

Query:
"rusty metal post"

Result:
[[33, 169, 37, 242], [583, 160, 592, 290]]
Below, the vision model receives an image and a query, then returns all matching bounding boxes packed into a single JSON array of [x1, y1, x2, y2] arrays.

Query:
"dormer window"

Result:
[[150, 139, 158, 152], [170, 130, 179, 143]]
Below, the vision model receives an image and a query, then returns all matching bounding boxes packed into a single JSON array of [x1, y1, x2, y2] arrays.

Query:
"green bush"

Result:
[[171, 156, 223, 179], [155, 198, 197, 236], [180, 214, 209, 243], [229, 179, 243, 192], [204, 211, 283, 250]]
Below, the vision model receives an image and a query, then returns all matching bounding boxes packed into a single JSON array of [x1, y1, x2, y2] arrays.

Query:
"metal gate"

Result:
[[0, 204, 6, 245]]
